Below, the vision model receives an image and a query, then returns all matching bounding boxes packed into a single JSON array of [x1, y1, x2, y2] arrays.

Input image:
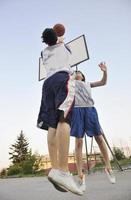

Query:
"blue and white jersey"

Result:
[[75, 80, 94, 107]]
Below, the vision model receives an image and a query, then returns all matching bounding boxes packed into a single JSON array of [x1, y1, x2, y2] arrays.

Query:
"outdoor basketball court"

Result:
[[0, 170, 131, 200]]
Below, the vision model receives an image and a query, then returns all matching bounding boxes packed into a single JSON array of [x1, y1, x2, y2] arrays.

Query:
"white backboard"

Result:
[[39, 35, 89, 81], [66, 35, 89, 67]]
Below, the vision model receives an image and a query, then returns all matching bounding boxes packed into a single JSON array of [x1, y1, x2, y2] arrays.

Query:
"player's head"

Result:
[[41, 28, 57, 46], [75, 71, 85, 82]]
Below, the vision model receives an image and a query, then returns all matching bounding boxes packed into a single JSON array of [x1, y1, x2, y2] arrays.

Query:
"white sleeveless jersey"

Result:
[[75, 80, 94, 107], [42, 43, 72, 78]]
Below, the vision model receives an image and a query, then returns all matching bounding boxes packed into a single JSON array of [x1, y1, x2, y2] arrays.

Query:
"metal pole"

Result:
[[90, 137, 93, 155], [76, 65, 78, 72], [102, 133, 123, 171]]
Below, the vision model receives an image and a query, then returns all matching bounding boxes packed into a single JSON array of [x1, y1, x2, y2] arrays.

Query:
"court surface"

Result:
[[0, 170, 131, 200]]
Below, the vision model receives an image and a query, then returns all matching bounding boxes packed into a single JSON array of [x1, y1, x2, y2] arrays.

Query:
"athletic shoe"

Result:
[[48, 169, 68, 192], [76, 174, 86, 192], [48, 169, 83, 195], [105, 168, 116, 184], [48, 177, 68, 192]]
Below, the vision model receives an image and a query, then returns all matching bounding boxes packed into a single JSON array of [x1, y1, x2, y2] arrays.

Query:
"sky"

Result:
[[0, 0, 131, 168]]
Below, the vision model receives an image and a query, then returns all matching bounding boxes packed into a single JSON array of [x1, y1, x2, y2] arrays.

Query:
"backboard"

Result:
[[38, 35, 89, 81]]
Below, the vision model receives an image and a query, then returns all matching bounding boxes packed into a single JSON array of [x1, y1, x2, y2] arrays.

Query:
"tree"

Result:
[[113, 147, 126, 160], [22, 150, 39, 174], [8, 131, 41, 175], [9, 130, 29, 165]]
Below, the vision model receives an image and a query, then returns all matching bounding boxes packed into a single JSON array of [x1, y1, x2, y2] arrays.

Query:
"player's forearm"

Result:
[[90, 71, 107, 87], [101, 70, 107, 85]]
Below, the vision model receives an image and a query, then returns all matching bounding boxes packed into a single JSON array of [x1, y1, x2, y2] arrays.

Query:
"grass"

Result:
[[0, 170, 46, 179], [90, 158, 131, 173], [1, 158, 131, 179]]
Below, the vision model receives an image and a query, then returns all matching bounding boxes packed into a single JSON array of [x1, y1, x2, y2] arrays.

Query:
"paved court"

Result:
[[0, 170, 131, 200]]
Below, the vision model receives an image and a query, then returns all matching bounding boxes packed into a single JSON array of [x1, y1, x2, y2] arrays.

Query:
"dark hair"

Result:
[[76, 70, 85, 82], [41, 28, 57, 46]]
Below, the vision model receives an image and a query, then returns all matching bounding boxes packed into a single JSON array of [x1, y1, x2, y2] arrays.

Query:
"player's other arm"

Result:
[[90, 62, 107, 88]]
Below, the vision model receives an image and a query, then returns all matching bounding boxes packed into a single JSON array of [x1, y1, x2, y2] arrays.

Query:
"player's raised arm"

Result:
[[90, 62, 107, 88]]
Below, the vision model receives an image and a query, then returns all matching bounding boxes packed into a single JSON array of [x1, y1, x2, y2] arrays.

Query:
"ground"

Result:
[[0, 170, 131, 200]]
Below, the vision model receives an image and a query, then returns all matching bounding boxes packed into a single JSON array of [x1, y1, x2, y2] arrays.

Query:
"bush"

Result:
[[0, 168, 7, 178], [34, 169, 46, 176], [22, 160, 33, 174], [113, 147, 126, 160], [7, 165, 23, 176]]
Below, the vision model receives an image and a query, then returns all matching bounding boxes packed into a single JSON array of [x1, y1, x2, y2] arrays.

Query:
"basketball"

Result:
[[53, 23, 65, 37]]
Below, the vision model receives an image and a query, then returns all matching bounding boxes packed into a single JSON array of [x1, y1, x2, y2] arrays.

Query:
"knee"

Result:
[[48, 139, 56, 146], [95, 135, 103, 145]]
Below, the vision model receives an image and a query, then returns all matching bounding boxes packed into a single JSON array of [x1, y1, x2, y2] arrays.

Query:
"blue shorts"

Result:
[[37, 71, 75, 130], [70, 107, 103, 138]]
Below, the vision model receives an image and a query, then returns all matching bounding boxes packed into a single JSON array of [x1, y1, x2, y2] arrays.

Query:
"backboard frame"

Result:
[[66, 34, 89, 68]]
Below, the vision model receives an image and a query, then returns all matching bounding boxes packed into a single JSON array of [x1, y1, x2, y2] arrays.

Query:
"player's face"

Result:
[[75, 72, 83, 81]]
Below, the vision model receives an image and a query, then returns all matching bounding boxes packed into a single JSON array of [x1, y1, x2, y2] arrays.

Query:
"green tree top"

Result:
[[9, 130, 29, 164]]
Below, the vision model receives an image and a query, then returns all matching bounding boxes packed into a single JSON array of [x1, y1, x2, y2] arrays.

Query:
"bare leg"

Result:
[[47, 127, 58, 169], [75, 138, 83, 178], [95, 135, 112, 170], [48, 124, 83, 195], [56, 122, 70, 172]]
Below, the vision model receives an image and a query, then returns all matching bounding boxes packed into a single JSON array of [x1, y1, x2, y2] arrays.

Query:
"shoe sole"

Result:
[[48, 177, 68, 192], [48, 176, 83, 196]]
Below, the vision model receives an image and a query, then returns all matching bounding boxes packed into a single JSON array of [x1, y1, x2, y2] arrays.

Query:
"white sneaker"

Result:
[[48, 169, 83, 196], [76, 175, 86, 192], [105, 168, 116, 184], [48, 169, 68, 192]]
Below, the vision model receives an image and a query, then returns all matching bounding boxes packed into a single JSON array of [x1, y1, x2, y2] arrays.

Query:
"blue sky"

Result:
[[0, 0, 131, 168]]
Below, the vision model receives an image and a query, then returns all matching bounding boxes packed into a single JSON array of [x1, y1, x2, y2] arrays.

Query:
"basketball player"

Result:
[[70, 62, 116, 192], [37, 28, 83, 195]]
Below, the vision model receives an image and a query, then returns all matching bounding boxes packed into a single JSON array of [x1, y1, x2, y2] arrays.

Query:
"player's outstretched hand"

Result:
[[57, 36, 65, 44], [98, 62, 107, 72]]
